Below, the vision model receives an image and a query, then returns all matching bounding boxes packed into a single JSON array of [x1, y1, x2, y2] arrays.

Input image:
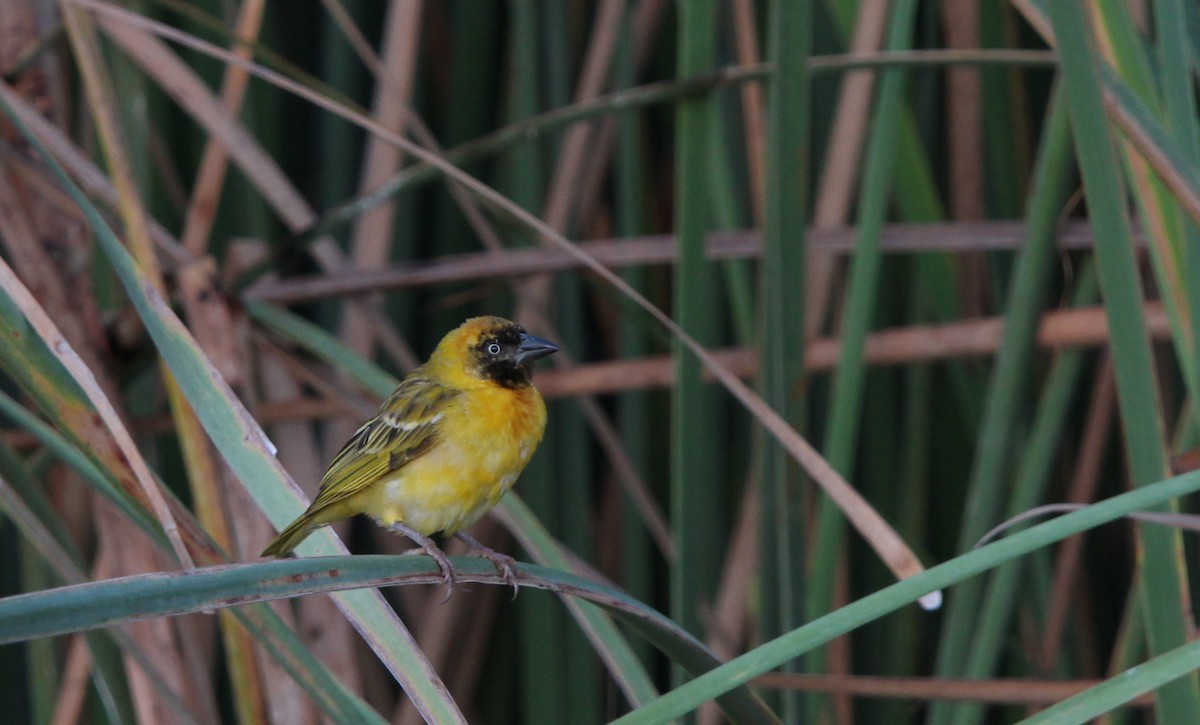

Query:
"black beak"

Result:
[[515, 332, 559, 365]]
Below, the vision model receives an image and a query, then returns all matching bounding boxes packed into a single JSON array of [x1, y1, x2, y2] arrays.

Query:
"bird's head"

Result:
[[427, 316, 559, 388]]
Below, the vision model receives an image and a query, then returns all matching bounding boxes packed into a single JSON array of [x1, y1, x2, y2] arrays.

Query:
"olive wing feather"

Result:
[[304, 375, 459, 513]]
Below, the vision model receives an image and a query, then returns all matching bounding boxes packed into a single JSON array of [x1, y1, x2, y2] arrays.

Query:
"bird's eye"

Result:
[[486, 342, 502, 356]]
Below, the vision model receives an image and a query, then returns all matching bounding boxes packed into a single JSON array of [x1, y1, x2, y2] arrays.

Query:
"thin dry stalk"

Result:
[[537, 326, 676, 560], [59, 3, 160, 280], [56, 12, 274, 718], [244, 220, 1128, 304], [342, 0, 424, 360], [570, 0, 669, 231], [941, 2, 984, 219], [178, 0, 266, 256], [250, 332, 377, 419], [42, 301, 1169, 451], [830, 554, 853, 724], [88, 2, 419, 370], [540, 0, 626, 233], [530, 302, 1170, 398], [516, 0, 676, 565], [318, 0, 382, 72], [49, 635, 92, 725], [807, 0, 890, 336], [730, 0, 765, 223], [327, 0, 427, 489], [0, 89, 191, 267], [941, 0, 988, 320], [518, 0, 626, 357], [322, 0, 507, 255], [58, 39, 274, 712], [177, 257, 275, 723], [1038, 356, 1115, 671], [1104, 87, 1200, 235], [698, 480, 758, 725]]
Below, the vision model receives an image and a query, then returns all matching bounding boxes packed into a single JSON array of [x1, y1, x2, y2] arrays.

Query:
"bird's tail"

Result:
[[261, 514, 321, 557]]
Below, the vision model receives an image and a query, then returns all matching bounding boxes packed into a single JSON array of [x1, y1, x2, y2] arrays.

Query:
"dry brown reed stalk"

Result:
[[568, 0, 669, 232], [7, 301, 1160, 453], [338, 0, 423, 378], [942, 0, 988, 329], [731, 0, 766, 224], [699, 477, 758, 725], [806, 0, 889, 337], [0, 90, 192, 267], [1038, 357, 1115, 672], [530, 302, 1170, 398], [244, 219, 1126, 304], [50, 635, 94, 725], [89, 1, 419, 371], [703, 481, 759, 660], [58, 5, 195, 570], [178, 0, 266, 257]]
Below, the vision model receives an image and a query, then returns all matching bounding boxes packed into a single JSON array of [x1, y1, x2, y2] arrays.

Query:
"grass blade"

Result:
[[614, 470, 1200, 723], [1049, 2, 1200, 718]]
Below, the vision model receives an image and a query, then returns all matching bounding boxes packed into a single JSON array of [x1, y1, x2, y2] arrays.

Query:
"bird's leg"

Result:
[[455, 531, 520, 599], [390, 522, 457, 602]]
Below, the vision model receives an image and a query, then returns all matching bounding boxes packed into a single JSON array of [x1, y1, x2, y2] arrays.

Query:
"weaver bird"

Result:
[[262, 316, 558, 598]]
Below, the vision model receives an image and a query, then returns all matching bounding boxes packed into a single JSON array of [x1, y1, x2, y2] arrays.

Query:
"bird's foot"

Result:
[[391, 523, 457, 602], [456, 532, 520, 599]]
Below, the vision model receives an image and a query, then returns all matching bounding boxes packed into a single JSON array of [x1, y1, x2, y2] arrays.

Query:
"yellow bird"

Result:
[[262, 316, 558, 597]]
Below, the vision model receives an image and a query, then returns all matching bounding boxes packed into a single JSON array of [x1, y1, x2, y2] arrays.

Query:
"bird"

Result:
[[261, 316, 559, 599]]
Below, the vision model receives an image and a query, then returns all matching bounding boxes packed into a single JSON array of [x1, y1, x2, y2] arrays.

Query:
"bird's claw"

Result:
[[401, 544, 457, 600], [426, 545, 458, 603], [457, 533, 521, 599], [394, 523, 458, 602], [482, 549, 520, 600]]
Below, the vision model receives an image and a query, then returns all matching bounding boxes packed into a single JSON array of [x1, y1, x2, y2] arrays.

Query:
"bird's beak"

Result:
[[516, 332, 559, 365]]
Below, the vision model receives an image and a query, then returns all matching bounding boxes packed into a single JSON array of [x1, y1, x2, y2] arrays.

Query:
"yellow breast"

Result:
[[358, 383, 547, 536]]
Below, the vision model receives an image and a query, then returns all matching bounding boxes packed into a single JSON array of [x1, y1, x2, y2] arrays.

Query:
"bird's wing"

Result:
[[304, 375, 460, 513]]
